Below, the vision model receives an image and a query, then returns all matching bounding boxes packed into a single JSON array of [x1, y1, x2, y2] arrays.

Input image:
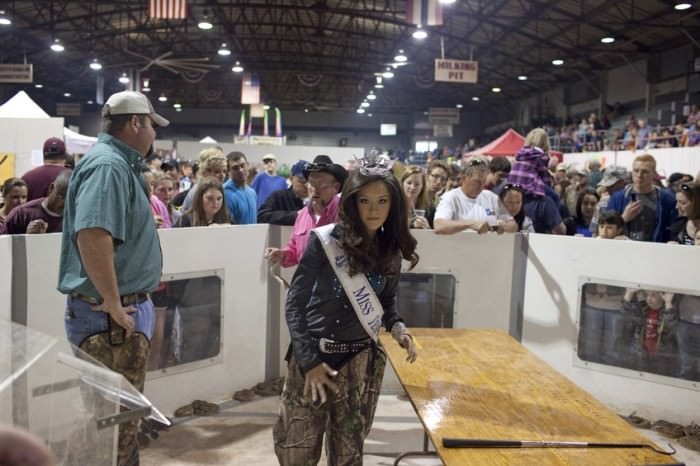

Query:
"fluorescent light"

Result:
[[50, 39, 64, 52], [517, 75, 527, 81], [218, 43, 231, 56], [600, 36, 615, 44], [412, 28, 428, 40], [34, 84, 43, 88], [552, 59, 564, 66], [0, 10, 11, 25], [198, 19, 213, 30], [394, 50, 407, 62], [675, 2, 692, 10]]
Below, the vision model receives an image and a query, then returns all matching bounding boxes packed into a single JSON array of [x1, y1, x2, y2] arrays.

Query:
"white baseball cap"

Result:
[[102, 91, 169, 127]]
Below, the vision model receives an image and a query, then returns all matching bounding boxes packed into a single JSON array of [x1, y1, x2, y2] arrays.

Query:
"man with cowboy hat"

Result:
[[265, 154, 348, 267]]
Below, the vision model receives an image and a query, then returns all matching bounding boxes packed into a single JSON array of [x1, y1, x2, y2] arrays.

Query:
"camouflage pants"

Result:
[[79, 332, 150, 466], [273, 345, 386, 466]]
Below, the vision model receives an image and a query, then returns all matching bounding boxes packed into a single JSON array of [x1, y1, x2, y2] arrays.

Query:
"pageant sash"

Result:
[[314, 224, 383, 342]]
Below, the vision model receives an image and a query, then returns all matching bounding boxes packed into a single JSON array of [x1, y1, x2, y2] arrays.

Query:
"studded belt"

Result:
[[317, 337, 373, 354]]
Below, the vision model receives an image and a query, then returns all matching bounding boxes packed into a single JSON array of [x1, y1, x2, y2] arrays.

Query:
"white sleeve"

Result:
[[434, 190, 455, 221]]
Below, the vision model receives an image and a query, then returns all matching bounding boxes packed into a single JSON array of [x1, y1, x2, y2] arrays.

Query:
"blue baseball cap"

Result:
[[291, 160, 308, 180]]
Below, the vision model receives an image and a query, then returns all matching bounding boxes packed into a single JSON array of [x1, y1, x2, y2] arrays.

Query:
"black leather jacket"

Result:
[[285, 226, 403, 372]]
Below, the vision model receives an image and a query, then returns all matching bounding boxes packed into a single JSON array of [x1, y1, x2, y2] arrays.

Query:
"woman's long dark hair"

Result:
[[338, 171, 419, 276]]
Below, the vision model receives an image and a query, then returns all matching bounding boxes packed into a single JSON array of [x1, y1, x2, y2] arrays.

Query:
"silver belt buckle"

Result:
[[319, 337, 334, 353]]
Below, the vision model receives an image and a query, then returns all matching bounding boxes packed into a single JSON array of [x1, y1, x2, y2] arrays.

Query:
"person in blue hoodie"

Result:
[[607, 154, 677, 242]]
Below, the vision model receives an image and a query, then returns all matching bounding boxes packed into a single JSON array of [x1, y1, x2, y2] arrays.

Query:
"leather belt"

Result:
[[317, 337, 373, 354], [70, 291, 150, 307]]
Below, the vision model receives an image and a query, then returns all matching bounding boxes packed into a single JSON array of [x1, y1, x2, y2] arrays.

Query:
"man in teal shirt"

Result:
[[58, 90, 167, 466]]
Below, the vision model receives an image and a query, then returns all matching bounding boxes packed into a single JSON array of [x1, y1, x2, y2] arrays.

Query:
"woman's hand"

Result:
[[303, 362, 339, 404], [399, 334, 417, 363], [412, 216, 430, 229]]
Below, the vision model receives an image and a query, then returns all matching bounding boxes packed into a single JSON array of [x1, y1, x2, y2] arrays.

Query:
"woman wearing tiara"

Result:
[[273, 154, 419, 465]]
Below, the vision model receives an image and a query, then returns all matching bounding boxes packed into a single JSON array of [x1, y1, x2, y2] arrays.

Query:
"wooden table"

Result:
[[380, 328, 679, 466]]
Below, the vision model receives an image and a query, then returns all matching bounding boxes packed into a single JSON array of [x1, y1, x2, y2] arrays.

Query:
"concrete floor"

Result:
[[141, 390, 700, 466]]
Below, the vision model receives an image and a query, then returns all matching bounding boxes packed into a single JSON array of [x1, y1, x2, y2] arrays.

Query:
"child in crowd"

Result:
[[623, 289, 678, 376]]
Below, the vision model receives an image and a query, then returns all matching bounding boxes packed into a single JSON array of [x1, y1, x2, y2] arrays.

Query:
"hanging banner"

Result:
[[0, 64, 33, 83], [434, 59, 478, 84]]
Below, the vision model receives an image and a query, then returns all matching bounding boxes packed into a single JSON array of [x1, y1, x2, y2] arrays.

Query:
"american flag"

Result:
[[148, 0, 188, 19], [241, 73, 261, 105], [405, 0, 443, 27]]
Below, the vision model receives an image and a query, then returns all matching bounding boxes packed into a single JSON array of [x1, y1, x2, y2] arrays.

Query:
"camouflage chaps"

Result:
[[77, 332, 150, 466], [273, 345, 386, 466]]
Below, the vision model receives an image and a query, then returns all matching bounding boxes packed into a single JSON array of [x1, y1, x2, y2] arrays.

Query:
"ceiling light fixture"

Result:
[[87, 100, 94, 104], [491, 87, 502, 93], [0, 10, 12, 26], [456, 104, 463, 108], [218, 43, 231, 56], [198, 10, 213, 30], [552, 59, 564, 66], [472, 96, 479, 101], [412, 27, 428, 40], [118, 73, 130, 84], [34, 84, 43, 88], [63, 92, 71, 97], [175, 107, 182, 112], [394, 50, 407, 62], [600, 36, 615, 44], [356, 108, 365, 114], [367, 92, 376, 100], [158, 94, 167, 102], [517, 75, 528, 81], [361, 101, 370, 108], [50, 39, 64, 52], [232, 61, 244, 73], [382, 68, 394, 79], [263, 104, 270, 110], [173, 102, 182, 109], [89, 59, 102, 71], [674, 2, 692, 10]]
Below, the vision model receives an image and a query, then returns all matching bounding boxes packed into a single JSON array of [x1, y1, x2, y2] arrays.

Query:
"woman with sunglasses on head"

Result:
[[273, 154, 418, 466], [498, 183, 534, 233], [668, 183, 700, 245]]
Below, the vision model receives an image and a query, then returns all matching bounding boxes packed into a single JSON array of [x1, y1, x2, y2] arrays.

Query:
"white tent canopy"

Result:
[[64, 127, 97, 154], [0, 90, 50, 118]]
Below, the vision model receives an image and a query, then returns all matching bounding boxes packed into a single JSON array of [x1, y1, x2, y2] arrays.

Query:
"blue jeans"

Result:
[[64, 296, 155, 348], [579, 306, 630, 366], [676, 320, 700, 381]]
